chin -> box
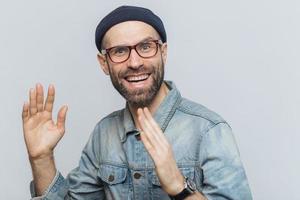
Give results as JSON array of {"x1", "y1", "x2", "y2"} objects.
[{"x1": 126, "y1": 90, "x2": 156, "y2": 108}]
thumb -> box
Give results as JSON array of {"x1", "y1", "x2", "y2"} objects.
[{"x1": 56, "y1": 105, "x2": 68, "y2": 133}]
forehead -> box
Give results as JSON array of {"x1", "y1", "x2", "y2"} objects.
[{"x1": 103, "y1": 21, "x2": 160, "y2": 47}]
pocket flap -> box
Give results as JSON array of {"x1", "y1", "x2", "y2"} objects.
[
  {"x1": 98, "y1": 164, "x2": 128, "y2": 185},
  {"x1": 151, "y1": 167, "x2": 195, "y2": 186}
]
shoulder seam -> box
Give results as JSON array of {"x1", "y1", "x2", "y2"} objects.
[
  {"x1": 202, "y1": 122, "x2": 230, "y2": 137},
  {"x1": 177, "y1": 106, "x2": 226, "y2": 125}
]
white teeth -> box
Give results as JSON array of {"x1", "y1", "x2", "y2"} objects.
[{"x1": 126, "y1": 74, "x2": 149, "y2": 82}]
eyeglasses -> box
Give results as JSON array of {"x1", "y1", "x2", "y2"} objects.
[{"x1": 101, "y1": 40, "x2": 163, "y2": 63}]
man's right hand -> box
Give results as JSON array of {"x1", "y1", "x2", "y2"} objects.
[
  {"x1": 22, "y1": 83, "x2": 68, "y2": 160},
  {"x1": 22, "y1": 83, "x2": 68, "y2": 196}
]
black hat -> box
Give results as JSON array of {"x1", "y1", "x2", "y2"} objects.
[{"x1": 95, "y1": 5, "x2": 167, "y2": 51}]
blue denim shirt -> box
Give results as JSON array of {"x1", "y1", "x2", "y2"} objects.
[{"x1": 30, "y1": 81, "x2": 252, "y2": 200}]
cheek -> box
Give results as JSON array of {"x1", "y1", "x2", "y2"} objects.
[
  {"x1": 107, "y1": 63, "x2": 122, "y2": 78},
  {"x1": 145, "y1": 57, "x2": 162, "y2": 69}
]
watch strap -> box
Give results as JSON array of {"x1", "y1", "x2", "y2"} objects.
[
  {"x1": 169, "y1": 177, "x2": 196, "y2": 200},
  {"x1": 170, "y1": 188, "x2": 193, "y2": 200}
]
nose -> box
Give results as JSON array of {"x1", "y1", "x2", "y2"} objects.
[{"x1": 127, "y1": 48, "x2": 143, "y2": 69}]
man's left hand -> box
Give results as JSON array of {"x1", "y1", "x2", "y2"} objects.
[{"x1": 137, "y1": 107, "x2": 185, "y2": 196}]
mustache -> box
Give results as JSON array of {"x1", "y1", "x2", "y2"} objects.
[{"x1": 120, "y1": 66, "x2": 153, "y2": 77}]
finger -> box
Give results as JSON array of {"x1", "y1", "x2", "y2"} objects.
[
  {"x1": 141, "y1": 108, "x2": 163, "y2": 142},
  {"x1": 143, "y1": 107, "x2": 168, "y2": 145},
  {"x1": 137, "y1": 108, "x2": 154, "y2": 136},
  {"x1": 138, "y1": 108, "x2": 162, "y2": 147},
  {"x1": 44, "y1": 84, "x2": 55, "y2": 113},
  {"x1": 56, "y1": 105, "x2": 68, "y2": 133},
  {"x1": 139, "y1": 129, "x2": 164, "y2": 164},
  {"x1": 141, "y1": 110, "x2": 157, "y2": 137},
  {"x1": 143, "y1": 107, "x2": 161, "y2": 132},
  {"x1": 36, "y1": 83, "x2": 44, "y2": 112},
  {"x1": 139, "y1": 129, "x2": 155, "y2": 155},
  {"x1": 22, "y1": 102, "x2": 30, "y2": 122},
  {"x1": 29, "y1": 88, "x2": 37, "y2": 115}
]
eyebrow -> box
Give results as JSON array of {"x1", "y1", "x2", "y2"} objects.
[
  {"x1": 139, "y1": 36, "x2": 158, "y2": 43},
  {"x1": 107, "y1": 36, "x2": 159, "y2": 49}
]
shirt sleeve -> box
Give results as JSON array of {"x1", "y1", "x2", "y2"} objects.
[
  {"x1": 199, "y1": 122, "x2": 253, "y2": 200},
  {"x1": 29, "y1": 125, "x2": 106, "y2": 200}
]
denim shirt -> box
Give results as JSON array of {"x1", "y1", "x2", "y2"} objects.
[{"x1": 30, "y1": 81, "x2": 252, "y2": 200}]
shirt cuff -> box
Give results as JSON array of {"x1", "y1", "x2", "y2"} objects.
[{"x1": 30, "y1": 170, "x2": 61, "y2": 199}]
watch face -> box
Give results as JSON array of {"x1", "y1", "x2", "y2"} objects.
[{"x1": 171, "y1": 178, "x2": 197, "y2": 200}]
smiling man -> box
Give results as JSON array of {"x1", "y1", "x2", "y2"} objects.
[
  {"x1": 22, "y1": 5, "x2": 252, "y2": 200},
  {"x1": 99, "y1": 21, "x2": 166, "y2": 109}
]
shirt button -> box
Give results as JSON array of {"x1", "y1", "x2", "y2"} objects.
[
  {"x1": 108, "y1": 175, "x2": 115, "y2": 182},
  {"x1": 135, "y1": 134, "x2": 141, "y2": 141},
  {"x1": 133, "y1": 172, "x2": 142, "y2": 179}
]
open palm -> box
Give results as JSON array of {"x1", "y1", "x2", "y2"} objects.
[{"x1": 22, "y1": 84, "x2": 68, "y2": 159}]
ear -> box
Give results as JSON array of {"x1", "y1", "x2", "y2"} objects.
[
  {"x1": 160, "y1": 43, "x2": 168, "y2": 64},
  {"x1": 97, "y1": 53, "x2": 110, "y2": 75}
]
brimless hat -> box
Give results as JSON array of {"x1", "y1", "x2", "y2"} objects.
[{"x1": 95, "y1": 5, "x2": 167, "y2": 52}]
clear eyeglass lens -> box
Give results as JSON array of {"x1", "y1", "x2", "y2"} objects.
[
  {"x1": 137, "y1": 42, "x2": 156, "y2": 54},
  {"x1": 108, "y1": 41, "x2": 158, "y2": 63},
  {"x1": 110, "y1": 47, "x2": 129, "y2": 57}
]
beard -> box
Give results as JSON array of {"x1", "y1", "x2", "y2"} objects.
[{"x1": 108, "y1": 58, "x2": 164, "y2": 108}]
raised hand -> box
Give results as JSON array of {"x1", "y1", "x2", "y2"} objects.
[
  {"x1": 137, "y1": 107, "x2": 185, "y2": 196},
  {"x1": 22, "y1": 83, "x2": 68, "y2": 160}
]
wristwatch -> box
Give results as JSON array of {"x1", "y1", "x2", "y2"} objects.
[{"x1": 169, "y1": 177, "x2": 197, "y2": 200}]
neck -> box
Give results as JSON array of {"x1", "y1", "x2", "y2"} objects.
[{"x1": 128, "y1": 81, "x2": 169, "y2": 129}]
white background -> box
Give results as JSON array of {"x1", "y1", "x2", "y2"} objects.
[{"x1": 0, "y1": 0, "x2": 299, "y2": 199}]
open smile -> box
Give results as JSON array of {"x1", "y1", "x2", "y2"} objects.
[
  {"x1": 125, "y1": 73, "x2": 151, "y2": 82},
  {"x1": 123, "y1": 73, "x2": 151, "y2": 89}
]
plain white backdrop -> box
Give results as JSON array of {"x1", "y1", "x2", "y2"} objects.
[{"x1": 0, "y1": 0, "x2": 299, "y2": 199}]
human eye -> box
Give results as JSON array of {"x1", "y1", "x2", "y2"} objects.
[
  {"x1": 111, "y1": 46, "x2": 128, "y2": 57},
  {"x1": 139, "y1": 42, "x2": 153, "y2": 51}
]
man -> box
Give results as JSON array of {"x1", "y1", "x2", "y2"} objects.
[{"x1": 22, "y1": 5, "x2": 252, "y2": 200}]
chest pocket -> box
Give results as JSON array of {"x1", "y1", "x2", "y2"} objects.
[
  {"x1": 151, "y1": 167, "x2": 195, "y2": 186},
  {"x1": 97, "y1": 164, "x2": 128, "y2": 185},
  {"x1": 150, "y1": 167, "x2": 195, "y2": 199},
  {"x1": 97, "y1": 164, "x2": 132, "y2": 199}
]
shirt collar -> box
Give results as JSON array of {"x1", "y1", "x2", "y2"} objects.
[{"x1": 120, "y1": 80, "x2": 182, "y2": 142}]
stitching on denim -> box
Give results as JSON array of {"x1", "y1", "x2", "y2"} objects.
[
  {"x1": 161, "y1": 92, "x2": 182, "y2": 132},
  {"x1": 99, "y1": 161, "x2": 128, "y2": 168},
  {"x1": 202, "y1": 122, "x2": 228, "y2": 137},
  {"x1": 41, "y1": 170, "x2": 60, "y2": 198},
  {"x1": 177, "y1": 105, "x2": 226, "y2": 125}
]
